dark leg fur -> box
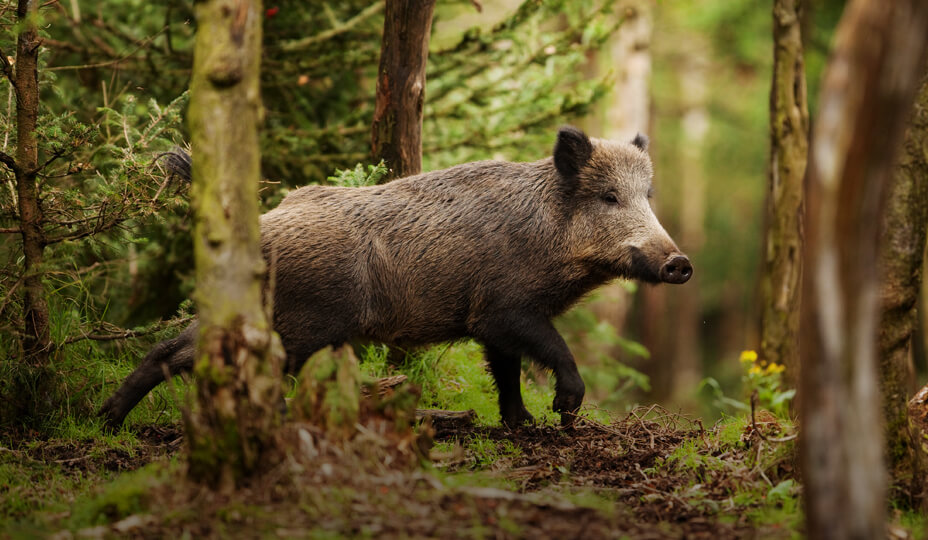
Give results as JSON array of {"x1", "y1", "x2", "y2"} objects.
[
  {"x1": 99, "y1": 320, "x2": 337, "y2": 428},
  {"x1": 98, "y1": 323, "x2": 198, "y2": 429},
  {"x1": 475, "y1": 312, "x2": 585, "y2": 426},
  {"x1": 484, "y1": 345, "x2": 534, "y2": 427}
]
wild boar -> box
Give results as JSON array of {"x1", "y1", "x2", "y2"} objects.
[{"x1": 100, "y1": 126, "x2": 691, "y2": 429}]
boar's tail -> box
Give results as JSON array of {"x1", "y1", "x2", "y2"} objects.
[{"x1": 155, "y1": 147, "x2": 192, "y2": 184}]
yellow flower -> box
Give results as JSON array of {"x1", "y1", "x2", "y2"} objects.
[
  {"x1": 748, "y1": 365, "x2": 762, "y2": 375},
  {"x1": 765, "y1": 363, "x2": 785, "y2": 375},
  {"x1": 740, "y1": 350, "x2": 758, "y2": 364}
]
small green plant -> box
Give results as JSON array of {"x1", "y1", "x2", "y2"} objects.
[
  {"x1": 700, "y1": 350, "x2": 795, "y2": 417},
  {"x1": 465, "y1": 436, "x2": 522, "y2": 468},
  {"x1": 739, "y1": 350, "x2": 795, "y2": 417},
  {"x1": 327, "y1": 161, "x2": 389, "y2": 187}
]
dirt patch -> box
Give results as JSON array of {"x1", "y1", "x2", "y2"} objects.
[{"x1": 432, "y1": 408, "x2": 796, "y2": 538}]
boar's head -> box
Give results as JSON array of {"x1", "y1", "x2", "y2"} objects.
[{"x1": 554, "y1": 126, "x2": 692, "y2": 285}]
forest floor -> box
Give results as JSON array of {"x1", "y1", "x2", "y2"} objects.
[{"x1": 0, "y1": 407, "x2": 819, "y2": 539}]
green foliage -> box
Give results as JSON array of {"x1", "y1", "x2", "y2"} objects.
[
  {"x1": 0, "y1": 314, "x2": 188, "y2": 431},
  {"x1": 0, "y1": 451, "x2": 100, "y2": 523},
  {"x1": 648, "y1": 414, "x2": 802, "y2": 531},
  {"x1": 0, "y1": 13, "x2": 189, "y2": 427},
  {"x1": 42, "y1": 1, "x2": 622, "y2": 185},
  {"x1": 67, "y1": 462, "x2": 174, "y2": 527},
  {"x1": 463, "y1": 436, "x2": 523, "y2": 469},
  {"x1": 327, "y1": 161, "x2": 389, "y2": 188},
  {"x1": 699, "y1": 350, "x2": 795, "y2": 417},
  {"x1": 360, "y1": 342, "x2": 508, "y2": 425}
]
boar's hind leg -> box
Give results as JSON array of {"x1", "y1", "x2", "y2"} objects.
[
  {"x1": 476, "y1": 313, "x2": 585, "y2": 426},
  {"x1": 485, "y1": 345, "x2": 535, "y2": 427},
  {"x1": 99, "y1": 323, "x2": 198, "y2": 429}
]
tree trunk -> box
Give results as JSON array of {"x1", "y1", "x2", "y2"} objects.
[
  {"x1": 669, "y1": 43, "x2": 708, "y2": 403},
  {"x1": 7, "y1": 0, "x2": 52, "y2": 424},
  {"x1": 799, "y1": 0, "x2": 928, "y2": 537},
  {"x1": 584, "y1": 1, "x2": 652, "y2": 373},
  {"x1": 370, "y1": 0, "x2": 436, "y2": 181},
  {"x1": 879, "y1": 76, "x2": 928, "y2": 508},
  {"x1": 185, "y1": 0, "x2": 284, "y2": 492},
  {"x1": 760, "y1": 0, "x2": 809, "y2": 390}
]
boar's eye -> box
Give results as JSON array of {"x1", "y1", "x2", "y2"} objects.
[{"x1": 602, "y1": 193, "x2": 619, "y2": 205}]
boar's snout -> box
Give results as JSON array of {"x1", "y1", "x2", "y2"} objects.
[{"x1": 659, "y1": 254, "x2": 693, "y2": 284}]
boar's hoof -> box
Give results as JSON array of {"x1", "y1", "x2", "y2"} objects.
[
  {"x1": 553, "y1": 388, "x2": 584, "y2": 427},
  {"x1": 660, "y1": 255, "x2": 693, "y2": 284},
  {"x1": 501, "y1": 407, "x2": 535, "y2": 428},
  {"x1": 98, "y1": 398, "x2": 126, "y2": 432}
]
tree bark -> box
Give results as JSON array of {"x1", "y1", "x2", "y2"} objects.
[
  {"x1": 6, "y1": 0, "x2": 52, "y2": 424},
  {"x1": 185, "y1": 0, "x2": 284, "y2": 491},
  {"x1": 584, "y1": 1, "x2": 652, "y2": 376},
  {"x1": 370, "y1": 0, "x2": 436, "y2": 181},
  {"x1": 879, "y1": 76, "x2": 928, "y2": 508},
  {"x1": 760, "y1": 0, "x2": 809, "y2": 390},
  {"x1": 669, "y1": 42, "x2": 708, "y2": 403},
  {"x1": 799, "y1": 0, "x2": 928, "y2": 537}
]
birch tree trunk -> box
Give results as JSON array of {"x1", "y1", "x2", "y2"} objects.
[
  {"x1": 370, "y1": 0, "x2": 436, "y2": 181},
  {"x1": 185, "y1": 0, "x2": 284, "y2": 491},
  {"x1": 879, "y1": 77, "x2": 928, "y2": 508},
  {"x1": 799, "y1": 0, "x2": 928, "y2": 536},
  {"x1": 760, "y1": 0, "x2": 809, "y2": 390}
]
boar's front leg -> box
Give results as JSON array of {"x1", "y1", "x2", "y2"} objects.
[
  {"x1": 484, "y1": 345, "x2": 535, "y2": 427},
  {"x1": 476, "y1": 313, "x2": 585, "y2": 426}
]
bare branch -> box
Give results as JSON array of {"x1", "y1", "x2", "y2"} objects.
[
  {"x1": 27, "y1": 146, "x2": 73, "y2": 176},
  {"x1": 60, "y1": 328, "x2": 152, "y2": 345},
  {"x1": 60, "y1": 316, "x2": 194, "y2": 346},
  {"x1": 0, "y1": 226, "x2": 20, "y2": 233},
  {"x1": 46, "y1": 27, "x2": 166, "y2": 72},
  {"x1": 279, "y1": 2, "x2": 384, "y2": 52},
  {"x1": 0, "y1": 274, "x2": 24, "y2": 316},
  {"x1": 45, "y1": 211, "x2": 126, "y2": 244},
  {"x1": 41, "y1": 37, "x2": 84, "y2": 53}
]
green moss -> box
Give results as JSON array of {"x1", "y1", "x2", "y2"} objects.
[
  {"x1": 460, "y1": 435, "x2": 523, "y2": 469},
  {"x1": 294, "y1": 347, "x2": 361, "y2": 437},
  {"x1": 67, "y1": 461, "x2": 175, "y2": 528}
]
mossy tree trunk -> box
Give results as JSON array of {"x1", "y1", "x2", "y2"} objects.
[
  {"x1": 879, "y1": 76, "x2": 928, "y2": 508},
  {"x1": 760, "y1": 0, "x2": 808, "y2": 391},
  {"x1": 185, "y1": 0, "x2": 284, "y2": 491},
  {"x1": 799, "y1": 0, "x2": 928, "y2": 537},
  {"x1": 370, "y1": 0, "x2": 436, "y2": 181}
]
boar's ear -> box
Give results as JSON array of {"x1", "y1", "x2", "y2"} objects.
[
  {"x1": 631, "y1": 133, "x2": 649, "y2": 151},
  {"x1": 553, "y1": 126, "x2": 593, "y2": 179}
]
